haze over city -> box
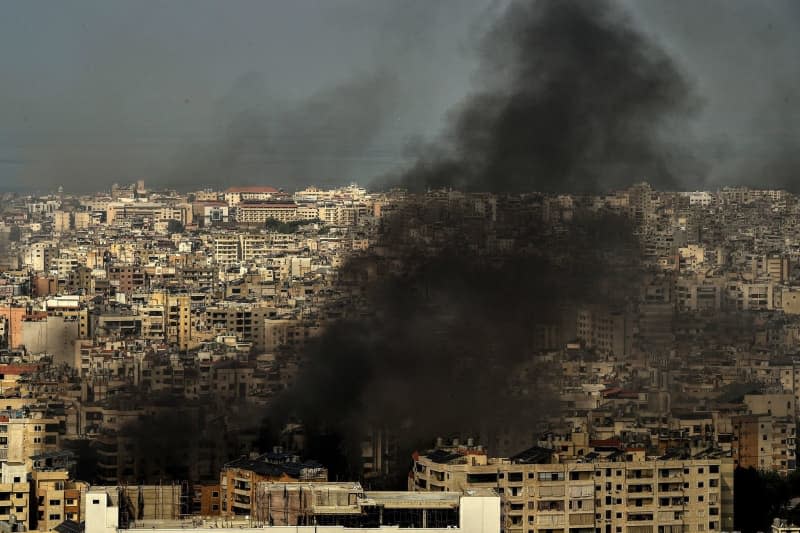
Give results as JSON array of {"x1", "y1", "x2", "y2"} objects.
[
  {"x1": 3, "y1": 2, "x2": 800, "y2": 533},
  {"x1": 3, "y1": 0, "x2": 800, "y2": 192}
]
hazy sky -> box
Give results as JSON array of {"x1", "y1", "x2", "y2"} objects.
[{"x1": 2, "y1": 0, "x2": 800, "y2": 192}]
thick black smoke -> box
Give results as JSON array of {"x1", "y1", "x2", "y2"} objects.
[
  {"x1": 265, "y1": 0, "x2": 695, "y2": 485},
  {"x1": 267, "y1": 201, "x2": 639, "y2": 483},
  {"x1": 400, "y1": 0, "x2": 703, "y2": 193}
]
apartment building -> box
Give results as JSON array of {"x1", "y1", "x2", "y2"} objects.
[
  {"x1": 213, "y1": 237, "x2": 240, "y2": 266},
  {"x1": 0, "y1": 462, "x2": 30, "y2": 528},
  {"x1": 411, "y1": 446, "x2": 734, "y2": 533},
  {"x1": 220, "y1": 451, "x2": 327, "y2": 518},
  {"x1": 223, "y1": 186, "x2": 282, "y2": 206},
  {"x1": 576, "y1": 306, "x2": 630, "y2": 357},
  {"x1": 235, "y1": 203, "x2": 300, "y2": 224},
  {"x1": 108, "y1": 266, "x2": 146, "y2": 295},
  {"x1": 106, "y1": 202, "x2": 192, "y2": 227},
  {"x1": 732, "y1": 415, "x2": 796, "y2": 475},
  {"x1": 146, "y1": 293, "x2": 194, "y2": 350},
  {"x1": 204, "y1": 305, "x2": 277, "y2": 351},
  {"x1": 0, "y1": 412, "x2": 62, "y2": 465},
  {"x1": 31, "y1": 464, "x2": 87, "y2": 531}
]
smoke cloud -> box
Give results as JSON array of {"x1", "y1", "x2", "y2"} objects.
[
  {"x1": 265, "y1": 0, "x2": 678, "y2": 485},
  {"x1": 400, "y1": 0, "x2": 704, "y2": 193}
]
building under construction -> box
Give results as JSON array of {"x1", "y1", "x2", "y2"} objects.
[
  {"x1": 250, "y1": 482, "x2": 471, "y2": 528},
  {"x1": 90, "y1": 484, "x2": 183, "y2": 528}
]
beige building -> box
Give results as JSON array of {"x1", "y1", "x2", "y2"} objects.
[
  {"x1": 220, "y1": 453, "x2": 327, "y2": 518},
  {"x1": 204, "y1": 305, "x2": 277, "y2": 351},
  {"x1": 411, "y1": 446, "x2": 734, "y2": 533},
  {"x1": 31, "y1": 466, "x2": 87, "y2": 531},
  {"x1": 576, "y1": 306, "x2": 630, "y2": 357},
  {"x1": 53, "y1": 211, "x2": 72, "y2": 233},
  {"x1": 732, "y1": 414, "x2": 796, "y2": 475},
  {"x1": 0, "y1": 462, "x2": 30, "y2": 528},
  {"x1": 0, "y1": 414, "x2": 62, "y2": 466},
  {"x1": 235, "y1": 203, "x2": 300, "y2": 224}
]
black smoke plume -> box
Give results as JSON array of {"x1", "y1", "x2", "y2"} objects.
[
  {"x1": 399, "y1": 0, "x2": 703, "y2": 193},
  {"x1": 267, "y1": 200, "x2": 639, "y2": 484},
  {"x1": 264, "y1": 0, "x2": 700, "y2": 485}
]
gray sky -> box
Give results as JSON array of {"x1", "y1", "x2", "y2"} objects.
[{"x1": 2, "y1": 0, "x2": 800, "y2": 192}]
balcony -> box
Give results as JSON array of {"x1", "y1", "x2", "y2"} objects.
[{"x1": 569, "y1": 513, "x2": 595, "y2": 526}]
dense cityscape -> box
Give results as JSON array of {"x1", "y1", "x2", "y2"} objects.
[
  {"x1": 0, "y1": 182, "x2": 797, "y2": 531},
  {"x1": 6, "y1": 0, "x2": 800, "y2": 531}
]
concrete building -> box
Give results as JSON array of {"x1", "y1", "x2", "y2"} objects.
[
  {"x1": 0, "y1": 412, "x2": 63, "y2": 465},
  {"x1": 20, "y1": 313, "x2": 82, "y2": 363},
  {"x1": 235, "y1": 203, "x2": 302, "y2": 224},
  {"x1": 0, "y1": 306, "x2": 26, "y2": 350},
  {"x1": 31, "y1": 460, "x2": 87, "y2": 531},
  {"x1": 223, "y1": 187, "x2": 282, "y2": 207},
  {"x1": 204, "y1": 305, "x2": 277, "y2": 351},
  {"x1": 731, "y1": 414, "x2": 796, "y2": 475},
  {"x1": 0, "y1": 462, "x2": 30, "y2": 528},
  {"x1": 220, "y1": 451, "x2": 327, "y2": 518},
  {"x1": 576, "y1": 306, "x2": 630, "y2": 357},
  {"x1": 411, "y1": 446, "x2": 734, "y2": 533},
  {"x1": 85, "y1": 485, "x2": 500, "y2": 533}
]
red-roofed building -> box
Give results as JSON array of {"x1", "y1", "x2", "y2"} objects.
[{"x1": 0, "y1": 364, "x2": 39, "y2": 376}]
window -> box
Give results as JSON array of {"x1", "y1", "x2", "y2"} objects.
[
  {"x1": 92, "y1": 500, "x2": 100, "y2": 505},
  {"x1": 49, "y1": 499, "x2": 60, "y2": 506},
  {"x1": 49, "y1": 514, "x2": 60, "y2": 521}
]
